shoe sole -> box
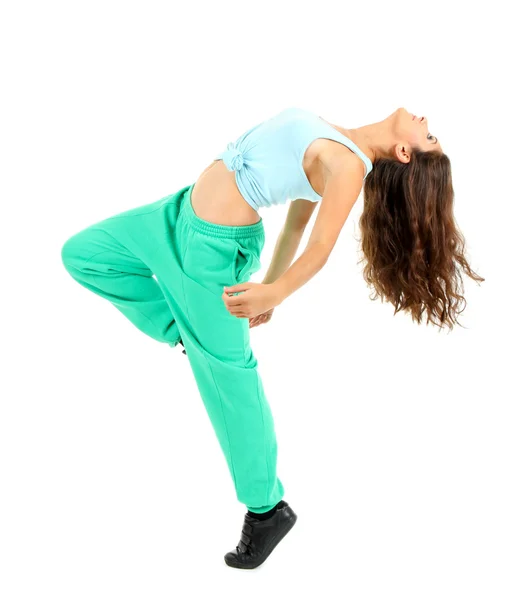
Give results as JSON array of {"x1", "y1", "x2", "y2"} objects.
[{"x1": 225, "y1": 510, "x2": 298, "y2": 570}]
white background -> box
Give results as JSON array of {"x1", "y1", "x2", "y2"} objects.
[{"x1": 1, "y1": 1, "x2": 524, "y2": 598}]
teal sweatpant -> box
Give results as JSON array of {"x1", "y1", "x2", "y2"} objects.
[{"x1": 61, "y1": 182, "x2": 285, "y2": 513}]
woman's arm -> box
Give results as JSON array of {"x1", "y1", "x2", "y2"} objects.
[
  {"x1": 261, "y1": 199, "x2": 317, "y2": 284},
  {"x1": 261, "y1": 228, "x2": 305, "y2": 285},
  {"x1": 270, "y1": 161, "x2": 364, "y2": 305}
]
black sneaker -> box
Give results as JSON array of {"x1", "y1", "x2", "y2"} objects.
[{"x1": 224, "y1": 501, "x2": 297, "y2": 569}]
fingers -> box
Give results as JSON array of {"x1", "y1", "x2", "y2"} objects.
[
  {"x1": 222, "y1": 292, "x2": 245, "y2": 307},
  {"x1": 225, "y1": 298, "x2": 245, "y2": 307},
  {"x1": 222, "y1": 290, "x2": 244, "y2": 304},
  {"x1": 228, "y1": 306, "x2": 249, "y2": 317},
  {"x1": 249, "y1": 313, "x2": 272, "y2": 327},
  {"x1": 224, "y1": 297, "x2": 248, "y2": 316}
]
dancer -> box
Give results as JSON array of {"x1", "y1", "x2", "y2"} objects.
[{"x1": 61, "y1": 106, "x2": 483, "y2": 569}]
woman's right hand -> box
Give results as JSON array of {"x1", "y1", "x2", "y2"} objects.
[{"x1": 249, "y1": 307, "x2": 274, "y2": 328}]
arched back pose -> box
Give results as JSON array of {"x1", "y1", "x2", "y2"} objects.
[{"x1": 61, "y1": 106, "x2": 484, "y2": 570}]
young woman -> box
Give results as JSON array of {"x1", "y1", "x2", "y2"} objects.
[{"x1": 61, "y1": 106, "x2": 484, "y2": 570}]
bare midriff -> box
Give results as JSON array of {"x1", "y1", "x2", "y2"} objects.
[
  {"x1": 190, "y1": 122, "x2": 358, "y2": 227},
  {"x1": 189, "y1": 160, "x2": 263, "y2": 227}
]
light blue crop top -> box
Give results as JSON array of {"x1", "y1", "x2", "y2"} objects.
[{"x1": 214, "y1": 106, "x2": 373, "y2": 211}]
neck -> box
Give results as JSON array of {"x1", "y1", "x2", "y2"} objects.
[{"x1": 346, "y1": 117, "x2": 395, "y2": 164}]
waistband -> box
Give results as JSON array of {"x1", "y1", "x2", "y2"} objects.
[{"x1": 182, "y1": 182, "x2": 264, "y2": 240}]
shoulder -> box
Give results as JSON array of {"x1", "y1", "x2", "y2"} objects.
[
  {"x1": 308, "y1": 118, "x2": 365, "y2": 178},
  {"x1": 316, "y1": 139, "x2": 367, "y2": 180}
]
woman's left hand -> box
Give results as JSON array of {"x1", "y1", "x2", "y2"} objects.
[{"x1": 222, "y1": 282, "x2": 281, "y2": 319}]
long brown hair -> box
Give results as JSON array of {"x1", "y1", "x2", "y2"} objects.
[{"x1": 357, "y1": 148, "x2": 484, "y2": 332}]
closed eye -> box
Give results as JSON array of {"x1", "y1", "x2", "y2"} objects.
[{"x1": 427, "y1": 133, "x2": 438, "y2": 144}]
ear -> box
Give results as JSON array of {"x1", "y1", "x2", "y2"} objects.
[{"x1": 394, "y1": 143, "x2": 411, "y2": 164}]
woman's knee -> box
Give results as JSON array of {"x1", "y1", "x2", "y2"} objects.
[{"x1": 60, "y1": 228, "x2": 96, "y2": 275}]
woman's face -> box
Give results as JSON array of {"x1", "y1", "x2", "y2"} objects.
[{"x1": 391, "y1": 107, "x2": 442, "y2": 154}]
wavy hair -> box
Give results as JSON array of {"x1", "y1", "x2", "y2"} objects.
[{"x1": 357, "y1": 148, "x2": 484, "y2": 332}]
